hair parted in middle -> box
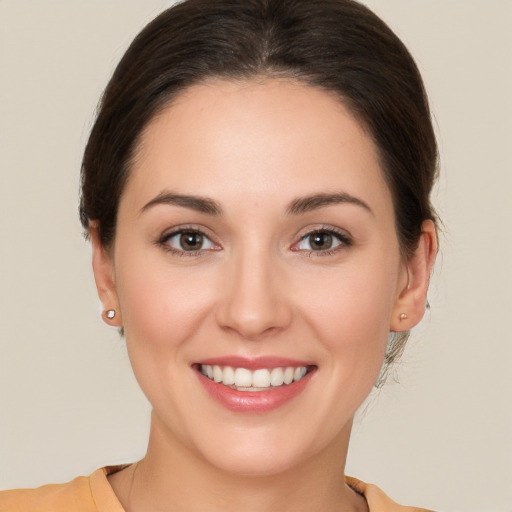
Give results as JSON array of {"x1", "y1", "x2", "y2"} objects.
[{"x1": 80, "y1": 0, "x2": 438, "y2": 385}]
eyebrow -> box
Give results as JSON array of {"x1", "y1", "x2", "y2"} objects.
[
  {"x1": 140, "y1": 190, "x2": 372, "y2": 217},
  {"x1": 140, "y1": 191, "x2": 222, "y2": 216},
  {"x1": 286, "y1": 192, "x2": 373, "y2": 216}
]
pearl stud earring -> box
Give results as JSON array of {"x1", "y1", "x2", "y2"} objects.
[
  {"x1": 106, "y1": 309, "x2": 116, "y2": 319},
  {"x1": 399, "y1": 313, "x2": 408, "y2": 320}
]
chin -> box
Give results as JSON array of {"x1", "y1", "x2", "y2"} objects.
[
  {"x1": 187, "y1": 420, "x2": 338, "y2": 479},
  {"x1": 203, "y1": 445, "x2": 305, "y2": 478}
]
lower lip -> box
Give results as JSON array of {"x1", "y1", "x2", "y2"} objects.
[{"x1": 196, "y1": 369, "x2": 315, "y2": 413}]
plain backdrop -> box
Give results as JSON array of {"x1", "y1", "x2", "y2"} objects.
[{"x1": 1, "y1": 1, "x2": 511, "y2": 511}]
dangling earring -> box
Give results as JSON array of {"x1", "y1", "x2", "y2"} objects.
[{"x1": 106, "y1": 309, "x2": 116, "y2": 319}]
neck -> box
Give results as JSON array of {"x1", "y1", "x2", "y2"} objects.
[{"x1": 109, "y1": 412, "x2": 367, "y2": 512}]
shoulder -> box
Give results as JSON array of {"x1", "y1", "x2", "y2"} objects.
[
  {"x1": 0, "y1": 475, "x2": 93, "y2": 512},
  {"x1": 345, "y1": 476, "x2": 436, "y2": 512},
  {"x1": 0, "y1": 467, "x2": 125, "y2": 512}
]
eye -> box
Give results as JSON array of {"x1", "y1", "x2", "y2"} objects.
[
  {"x1": 293, "y1": 229, "x2": 351, "y2": 254},
  {"x1": 162, "y1": 229, "x2": 217, "y2": 253}
]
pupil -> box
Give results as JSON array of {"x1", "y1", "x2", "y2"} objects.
[
  {"x1": 181, "y1": 232, "x2": 202, "y2": 250},
  {"x1": 310, "y1": 233, "x2": 332, "y2": 250}
]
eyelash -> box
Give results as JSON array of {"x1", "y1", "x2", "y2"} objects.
[
  {"x1": 158, "y1": 227, "x2": 219, "y2": 257},
  {"x1": 157, "y1": 226, "x2": 352, "y2": 257},
  {"x1": 292, "y1": 227, "x2": 352, "y2": 257}
]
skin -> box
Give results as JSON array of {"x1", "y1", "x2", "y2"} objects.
[{"x1": 91, "y1": 79, "x2": 437, "y2": 512}]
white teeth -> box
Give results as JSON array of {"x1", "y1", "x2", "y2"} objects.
[
  {"x1": 252, "y1": 369, "x2": 271, "y2": 388},
  {"x1": 200, "y1": 364, "x2": 310, "y2": 390},
  {"x1": 294, "y1": 366, "x2": 307, "y2": 381},
  {"x1": 213, "y1": 365, "x2": 223, "y2": 383},
  {"x1": 234, "y1": 368, "x2": 252, "y2": 387},
  {"x1": 222, "y1": 366, "x2": 235, "y2": 385},
  {"x1": 283, "y1": 367, "x2": 294, "y2": 385},
  {"x1": 270, "y1": 367, "x2": 284, "y2": 386}
]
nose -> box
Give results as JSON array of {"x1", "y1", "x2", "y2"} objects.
[{"x1": 215, "y1": 248, "x2": 292, "y2": 341}]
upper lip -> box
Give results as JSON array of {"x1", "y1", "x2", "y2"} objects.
[{"x1": 194, "y1": 356, "x2": 315, "y2": 370}]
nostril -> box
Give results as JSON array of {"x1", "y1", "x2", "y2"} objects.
[{"x1": 214, "y1": 258, "x2": 293, "y2": 339}]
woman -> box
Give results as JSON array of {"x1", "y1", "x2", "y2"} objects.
[{"x1": 0, "y1": 0, "x2": 438, "y2": 510}]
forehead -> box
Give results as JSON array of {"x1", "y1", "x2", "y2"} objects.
[{"x1": 124, "y1": 78, "x2": 392, "y2": 218}]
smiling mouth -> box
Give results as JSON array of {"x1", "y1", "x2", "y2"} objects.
[{"x1": 198, "y1": 364, "x2": 314, "y2": 391}]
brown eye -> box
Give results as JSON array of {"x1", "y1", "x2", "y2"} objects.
[
  {"x1": 180, "y1": 232, "x2": 204, "y2": 251},
  {"x1": 295, "y1": 229, "x2": 349, "y2": 253},
  {"x1": 164, "y1": 230, "x2": 216, "y2": 252},
  {"x1": 308, "y1": 232, "x2": 333, "y2": 250}
]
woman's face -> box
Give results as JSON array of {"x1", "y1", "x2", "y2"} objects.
[{"x1": 96, "y1": 79, "x2": 416, "y2": 475}]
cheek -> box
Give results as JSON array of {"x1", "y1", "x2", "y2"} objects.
[
  {"x1": 115, "y1": 252, "x2": 217, "y2": 359},
  {"x1": 295, "y1": 256, "x2": 399, "y2": 371},
  {"x1": 301, "y1": 263, "x2": 397, "y2": 335},
  {"x1": 114, "y1": 257, "x2": 219, "y2": 421}
]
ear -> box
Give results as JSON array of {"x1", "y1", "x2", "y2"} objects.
[
  {"x1": 390, "y1": 219, "x2": 437, "y2": 332},
  {"x1": 89, "y1": 222, "x2": 122, "y2": 327}
]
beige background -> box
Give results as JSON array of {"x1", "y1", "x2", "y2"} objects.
[{"x1": 1, "y1": 1, "x2": 511, "y2": 511}]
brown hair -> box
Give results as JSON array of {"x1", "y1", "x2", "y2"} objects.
[{"x1": 79, "y1": 0, "x2": 438, "y2": 380}]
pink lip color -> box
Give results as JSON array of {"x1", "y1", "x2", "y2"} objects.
[{"x1": 194, "y1": 357, "x2": 316, "y2": 413}]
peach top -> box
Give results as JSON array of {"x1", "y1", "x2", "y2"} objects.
[{"x1": 0, "y1": 467, "x2": 434, "y2": 511}]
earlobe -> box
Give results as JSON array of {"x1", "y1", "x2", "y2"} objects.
[
  {"x1": 390, "y1": 219, "x2": 437, "y2": 332},
  {"x1": 89, "y1": 222, "x2": 122, "y2": 327}
]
